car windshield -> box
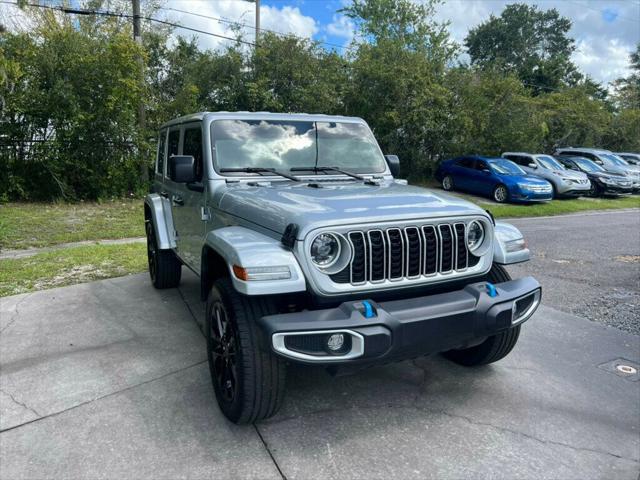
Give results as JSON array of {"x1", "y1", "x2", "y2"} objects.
[
  {"x1": 488, "y1": 159, "x2": 525, "y2": 175},
  {"x1": 536, "y1": 155, "x2": 565, "y2": 170},
  {"x1": 573, "y1": 157, "x2": 604, "y2": 172},
  {"x1": 211, "y1": 120, "x2": 387, "y2": 175},
  {"x1": 599, "y1": 153, "x2": 628, "y2": 167},
  {"x1": 602, "y1": 153, "x2": 630, "y2": 166}
]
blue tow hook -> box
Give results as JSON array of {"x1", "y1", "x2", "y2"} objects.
[
  {"x1": 362, "y1": 300, "x2": 376, "y2": 318},
  {"x1": 486, "y1": 282, "x2": 498, "y2": 298}
]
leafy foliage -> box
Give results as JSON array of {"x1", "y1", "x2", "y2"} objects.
[{"x1": 0, "y1": 0, "x2": 638, "y2": 200}]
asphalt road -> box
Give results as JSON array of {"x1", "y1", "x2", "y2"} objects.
[
  {"x1": 1, "y1": 210, "x2": 639, "y2": 479},
  {"x1": 506, "y1": 209, "x2": 640, "y2": 334}
]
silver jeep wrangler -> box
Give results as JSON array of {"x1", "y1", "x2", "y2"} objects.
[{"x1": 144, "y1": 112, "x2": 541, "y2": 424}]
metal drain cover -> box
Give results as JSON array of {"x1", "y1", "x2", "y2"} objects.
[{"x1": 598, "y1": 358, "x2": 640, "y2": 382}]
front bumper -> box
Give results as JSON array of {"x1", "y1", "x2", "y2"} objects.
[
  {"x1": 511, "y1": 190, "x2": 553, "y2": 202},
  {"x1": 602, "y1": 184, "x2": 634, "y2": 195},
  {"x1": 259, "y1": 277, "x2": 541, "y2": 366},
  {"x1": 557, "y1": 182, "x2": 591, "y2": 197}
]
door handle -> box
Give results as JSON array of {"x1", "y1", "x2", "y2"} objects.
[{"x1": 171, "y1": 195, "x2": 184, "y2": 206}]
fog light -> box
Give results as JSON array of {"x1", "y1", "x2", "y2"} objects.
[{"x1": 326, "y1": 333, "x2": 345, "y2": 352}]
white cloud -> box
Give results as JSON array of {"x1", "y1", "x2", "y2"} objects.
[
  {"x1": 434, "y1": 0, "x2": 640, "y2": 85},
  {"x1": 162, "y1": 0, "x2": 318, "y2": 50},
  {"x1": 326, "y1": 14, "x2": 355, "y2": 41}
]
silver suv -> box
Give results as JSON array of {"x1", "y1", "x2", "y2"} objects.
[
  {"x1": 555, "y1": 147, "x2": 640, "y2": 192},
  {"x1": 502, "y1": 152, "x2": 590, "y2": 198},
  {"x1": 144, "y1": 112, "x2": 541, "y2": 424}
]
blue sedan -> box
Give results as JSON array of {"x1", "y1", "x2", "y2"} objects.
[{"x1": 435, "y1": 156, "x2": 553, "y2": 203}]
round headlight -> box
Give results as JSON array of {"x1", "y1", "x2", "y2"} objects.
[
  {"x1": 310, "y1": 233, "x2": 341, "y2": 267},
  {"x1": 467, "y1": 221, "x2": 485, "y2": 252}
]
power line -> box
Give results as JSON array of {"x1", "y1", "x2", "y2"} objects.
[
  {"x1": 0, "y1": 1, "x2": 256, "y2": 46},
  {"x1": 160, "y1": 5, "x2": 354, "y2": 51}
]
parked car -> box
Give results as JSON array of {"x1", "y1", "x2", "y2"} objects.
[
  {"x1": 435, "y1": 155, "x2": 553, "y2": 203},
  {"x1": 554, "y1": 156, "x2": 634, "y2": 196},
  {"x1": 555, "y1": 147, "x2": 640, "y2": 192},
  {"x1": 616, "y1": 152, "x2": 640, "y2": 166},
  {"x1": 502, "y1": 152, "x2": 590, "y2": 198},
  {"x1": 144, "y1": 112, "x2": 541, "y2": 424}
]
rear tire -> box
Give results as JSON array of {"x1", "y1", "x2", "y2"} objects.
[
  {"x1": 205, "y1": 278, "x2": 286, "y2": 424},
  {"x1": 146, "y1": 220, "x2": 181, "y2": 289},
  {"x1": 442, "y1": 264, "x2": 521, "y2": 366},
  {"x1": 588, "y1": 181, "x2": 602, "y2": 197}
]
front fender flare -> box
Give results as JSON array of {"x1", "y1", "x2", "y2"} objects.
[
  {"x1": 144, "y1": 194, "x2": 176, "y2": 249},
  {"x1": 205, "y1": 226, "x2": 306, "y2": 296}
]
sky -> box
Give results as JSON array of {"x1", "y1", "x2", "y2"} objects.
[
  {"x1": 157, "y1": 0, "x2": 640, "y2": 85},
  {"x1": 1, "y1": 0, "x2": 639, "y2": 85}
]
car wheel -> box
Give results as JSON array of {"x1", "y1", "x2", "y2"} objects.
[
  {"x1": 206, "y1": 277, "x2": 286, "y2": 424},
  {"x1": 146, "y1": 220, "x2": 181, "y2": 289},
  {"x1": 588, "y1": 182, "x2": 601, "y2": 197},
  {"x1": 442, "y1": 264, "x2": 521, "y2": 366},
  {"x1": 492, "y1": 184, "x2": 508, "y2": 203},
  {"x1": 442, "y1": 175, "x2": 454, "y2": 191}
]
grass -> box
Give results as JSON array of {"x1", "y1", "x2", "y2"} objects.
[
  {"x1": 0, "y1": 243, "x2": 147, "y2": 297},
  {"x1": 477, "y1": 195, "x2": 640, "y2": 218},
  {"x1": 416, "y1": 180, "x2": 640, "y2": 218},
  {"x1": 0, "y1": 199, "x2": 144, "y2": 250}
]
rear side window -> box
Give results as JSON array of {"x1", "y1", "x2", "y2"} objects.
[
  {"x1": 512, "y1": 156, "x2": 530, "y2": 167},
  {"x1": 157, "y1": 130, "x2": 167, "y2": 175},
  {"x1": 168, "y1": 129, "x2": 180, "y2": 158},
  {"x1": 183, "y1": 126, "x2": 203, "y2": 181}
]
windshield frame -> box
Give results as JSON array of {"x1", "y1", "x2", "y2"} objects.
[{"x1": 209, "y1": 118, "x2": 389, "y2": 178}]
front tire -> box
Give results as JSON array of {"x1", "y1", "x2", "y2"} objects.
[
  {"x1": 492, "y1": 184, "x2": 509, "y2": 203},
  {"x1": 588, "y1": 181, "x2": 602, "y2": 197},
  {"x1": 205, "y1": 278, "x2": 286, "y2": 424},
  {"x1": 442, "y1": 175, "x2": 454, "y2": 191},
  {"x1": 442, "y1": 264, "x2": 521, "y2": 366},
  {"x1": 146, "y1": 220, "x2": 181, "y2": 289}
]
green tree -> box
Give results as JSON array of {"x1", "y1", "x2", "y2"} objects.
[
  {"x1": 465, "y1": 4, "x2": 581, "y2": 94},
  {"x1": 341, "y1": 0, "x2": 456, "y2": 179},
  {"x1": 611, "y1": 43, "x2": 640, "y2": 110}
]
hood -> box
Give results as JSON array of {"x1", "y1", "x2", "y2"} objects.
[
  {"x1": 217, "y1": 180, "x2": 488, "y2": 238},
  {"x1": 510, "y1": 174, "x2": 551, "y2": 185},
  {"x1": 592, "y1": 171, "x2": 628, "y2": 180}
]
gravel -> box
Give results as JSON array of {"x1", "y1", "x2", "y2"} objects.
[{"x1": 504, "y1": 209, "x2": 640, "y2": 335}]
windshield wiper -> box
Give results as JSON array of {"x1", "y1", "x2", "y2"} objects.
[
  {"x1": 220, "y1": 167, "x2": 300, "y2": 182},
  {"x1": 290, "y1": 166, "x2": 377, "y2": 184}
]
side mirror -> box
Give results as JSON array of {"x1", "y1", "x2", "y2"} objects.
[
  {"x1": 528, "y1": 163, "x2": 538, "y2": 169},
  {"x1": 385, "y1": 155, "x2": 400, "y2": 177},
  {"x1": 169, "y1": 155, "x2": 196, "y2": 183},
  {"x1": 594, "y1": 160, "x2": 603, "y2": 165}
]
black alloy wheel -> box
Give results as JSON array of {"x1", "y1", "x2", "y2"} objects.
[{"x1": 208, "y1": 300, "x2": 238, "y2": 404}]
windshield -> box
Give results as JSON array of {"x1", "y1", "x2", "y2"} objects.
[
  {"x1": 211, "y1": 120, "x2": 387, "y2": 175},
  {"x1": 536, "y1": 155, "x2": 565, "y2": 170},
  {"x1": 599, "y1": 153, "x2": 628, "y2": 167},
  {"x1": 488, "y1": 159, "x2": 526, "y2": 175},
  {"x1": 602, "y1": 153, "x2": 630, "y2": 166},
  {"x1": 574, "y1": 157, "x2": 604, "y2": 172}
]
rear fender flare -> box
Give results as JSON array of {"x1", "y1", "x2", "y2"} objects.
[{"x1": 144, "y1": 194, "x2": 176, "y2": 250}]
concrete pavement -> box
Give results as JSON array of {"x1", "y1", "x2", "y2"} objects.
[{"x1": 1, "y1": 211, "x2": 639, "y2": 479}]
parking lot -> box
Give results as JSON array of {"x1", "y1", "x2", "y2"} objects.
[{"x1": 1, "y1": 209, "x2": 639, "y2": 479}]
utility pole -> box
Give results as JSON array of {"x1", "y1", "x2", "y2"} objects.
[
  {"x1": 255, "y1": 0, "x2": 260, "y2": 46},
  {"x1": 132, "y1": 0, "x2": 148, "y2": 183}
]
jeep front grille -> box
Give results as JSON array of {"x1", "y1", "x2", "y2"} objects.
[{"x1": 331, "y1": 223, "x2": 480, "y2": 285}]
